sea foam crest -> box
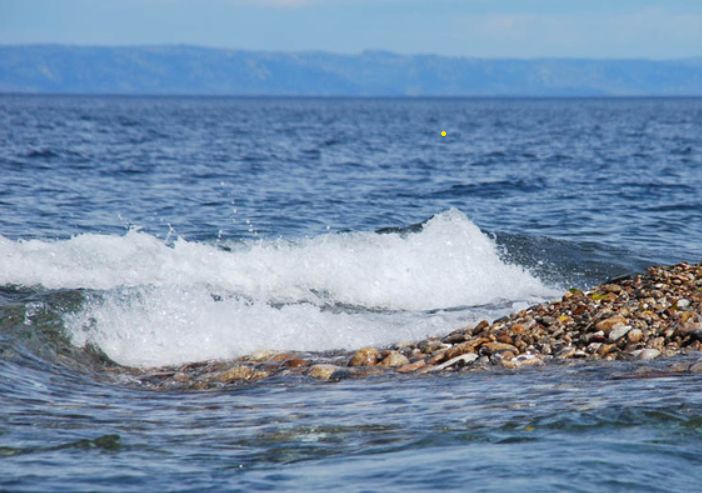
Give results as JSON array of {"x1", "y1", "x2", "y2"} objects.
[{"x1": 0, "y1": 210, "x2": 556, "y2": 367}]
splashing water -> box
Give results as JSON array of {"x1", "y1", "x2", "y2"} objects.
[{"x1": 0, "y1": 210, "x2": 555, "y2": 367}]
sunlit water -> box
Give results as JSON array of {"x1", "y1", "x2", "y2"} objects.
[{"x1": 1, "y1": 96, "x2": 701, "y2": 491}]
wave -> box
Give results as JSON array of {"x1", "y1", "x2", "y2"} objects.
[{"x1": 0, "y1": 210, "x2": 557, "y2": 367}]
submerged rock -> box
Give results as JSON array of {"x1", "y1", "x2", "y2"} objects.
[
  {"x1": 217, "y1": 366, "x2": 269, "y2": 383},
  {"x1": 307, "y1": 364, "x2": 342, "y2": 381}
]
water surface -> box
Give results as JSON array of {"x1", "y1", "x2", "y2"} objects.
[{"x1": 1, "y1": 96, "x2": 701, "y2": 491}]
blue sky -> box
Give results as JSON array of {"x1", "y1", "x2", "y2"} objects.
[{"x1": 1, "y1": 0, "x2": 701, "y2": 58}]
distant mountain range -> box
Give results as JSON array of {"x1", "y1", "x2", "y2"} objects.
[{"x1": 1, "y1": 45, "x2": 701, "y2": 96}]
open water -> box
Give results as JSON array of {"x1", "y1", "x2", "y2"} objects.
[{"x1": 1, "y1": 96, "x2": 702, "y2": 491}]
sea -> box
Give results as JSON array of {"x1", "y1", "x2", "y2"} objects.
[{"x1": 1, "y1": 96, "x2": 702, "y2": 492}]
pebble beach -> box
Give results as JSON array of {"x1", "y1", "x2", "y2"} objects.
[{"x1": 130, "y1": 262, "x2": 702, "y2": 390}]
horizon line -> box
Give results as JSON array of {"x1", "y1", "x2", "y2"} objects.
[{"x1": 2, "y1": 43, "x2": 701, "y2": 62}]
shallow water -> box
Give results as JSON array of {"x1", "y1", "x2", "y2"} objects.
[{"x1": 1, "y1": 96, "x2": 702, "y2": 491}]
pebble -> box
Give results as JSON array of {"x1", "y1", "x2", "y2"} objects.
[
  {"x1": 596, "y1": 316, "x2": 628, "y2": 332},
  {"x1": 428, "y1": 353, "x2": 478, "y2": 372},
  {"x1": 483, "y1": 342, "x2": 519, "y2": 353},
  {"x1": 217, "y1": 366, "x2": 268, "y2": 383},
  {"x1": 677, "y1": 298, "x2": 691, "y2": 309},
  {"x1": 173, "y1": 372, "x2": 190, "y2": 383},
  {"x1": 501, "y1": 353, "x2": 543, "y2": 369},
  {"x1": 307, "y1": 364, "x2": 342, "y2": 381},
  {"x1": 556, "y1": 346, "x2": 576, "y2": 359},
  {"x1": 284, "y1": 358, "x2": 310, "y2": 368},
  {"x1": 444, "y1": 338, "x2": 490, "y2": 361},
  {"x1": 348, "y1": 347, "x2": 382, "y2": 366},
  {"x1": 609, "y1": 325, "x2": 631, "y2": 342},
  {"x1": 632, "y1": 349, "x2": 660, "y2": 361},
  {"x1": 397, "y1": 360, "x2": 427, "y2": 373},
  {"x1": 627, "y1": 328, "x2": 644, "y2": 343},
  {"x1": 379, "y1": 351, "x2": 410, "y2": 367},
  {"x1": 597, "y1": 343, "x2": 616, "y2": 357},
  {"x1": 246, "y1": 350, "x2": 281, "y2": 362}
]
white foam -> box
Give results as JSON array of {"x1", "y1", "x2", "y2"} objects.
[{"x1": 0, "y1": 210, "x2": 558, "y2": 367}]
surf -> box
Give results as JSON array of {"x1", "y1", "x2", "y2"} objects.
[{"x1": 0, "y1": 210, "x2": 556, "y2": 367}]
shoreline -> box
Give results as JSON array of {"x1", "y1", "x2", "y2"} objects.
[{"x1": 130, "y1": 262, "x2": 702, "y2": 390}]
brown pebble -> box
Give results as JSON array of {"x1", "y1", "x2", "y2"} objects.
[
  {"x1": 627, "y1": 328, "x2": 644, "y2": 343},
  {"x1": 596, "y1": 316, "x2": 628, "y2": 332},
  {"x1": 348, "y1": 347, "x2": 381, "y2": 367},
  {"x1": 246, "y1": 350, "x2": 280, "y2": 362},
  {"x1": 483, "y1": 342, "x2": 519, "y2": 354},
  {"x1": 217, "y1": 366, "x2": 268, "y2": 383},
  {"x1": 270, "y1": 353, "x2": 295, "y2": 363},
  {"x1": 443, "y1": 338, "x2": 490, "y2": 361},
  {"x1": 173, "y1": 372, "x2": 190, "y2": 383},
  {"x1": 501, "y1": 354, "x2": 543, "y2": 369},
  {"x1": 379, "y1": 351, "x2": 410, "y2": 367},
  {"x1": 284, "y1": 358, "x2": 310, "y2": 368},
  {"x1": 556, "y1": 346, "x2": 576, "y2": 359},
  {"x1": 597, "y1": 343, "x2": 616, "y2": 357},
  {"x1": 427, "y1": 353, "x2": 479, "y2": 372},
  {"x1": 397, "y1": 360, "x2": 427, "y2": 373},
  {"x1": 308, "y1": 364, "x2": 341, "y2": 380}
]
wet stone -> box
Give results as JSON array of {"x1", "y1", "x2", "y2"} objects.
[
  {"x1": 173, "y1": 372, "x2": 190, "y2": 383},
  {"x1": 418, "y1": 339, "x2": 448, "y2": 354},
  {"x1": 397, "y1": 360, "x2": 427, "y2": 373},
  {"x1": 308, "y1": 364, "x2": 342, "y2": 381},
  {"x1": 482, "y1": 342, "x2": 519, "y2": 354},
  {"x1": 349, "y1": 347, "x2": 381, "y2": 367},
  {"x1": 284, "y1": 358, "x2": 310, "y2": 368},
  {"x1": 501, "y1": 353, "x2": 543, "y2": 369},
  {"x1": 379, "y1": 351, "x2": 410, "y2": 368},
  {"x1": 442, "y1": 332, "x2": 467, "y2": 344},
  {"x1": 444, "y1": 338, "x2": 489, "y2": 361},
  {"x1": 428, "y1": 353, "x2": 478, "y2": 372},
  {"x1": 246, "y1": 350, "x2": 281, "y2": 362},
  {"x1": 217, "y1": 366, "x2": 268, "y2": 383},
  {"x1": 556, "y1": 346, "x2": 576, "y2": 359},
  {"x1": 632, "y1": 349, "x2": 661, "y2": 361}
]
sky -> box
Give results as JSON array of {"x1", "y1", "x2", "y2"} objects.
[{"x1": 1, "y1": 0, "x2": 701, "y2": 59}]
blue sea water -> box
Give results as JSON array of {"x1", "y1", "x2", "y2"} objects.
[{"x1": 1, "y1": 96, "x2": 702, "y2": 491}]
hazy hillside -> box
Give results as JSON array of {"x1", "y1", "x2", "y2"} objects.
[{"x1": 1, "y1": 45, "x2": 701, "y2": 96}]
